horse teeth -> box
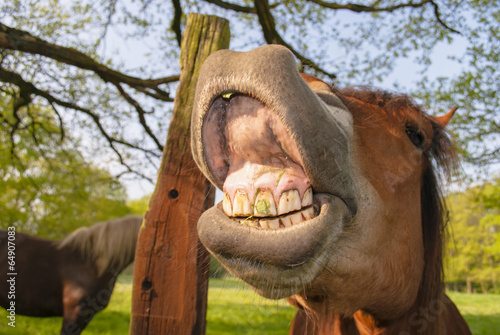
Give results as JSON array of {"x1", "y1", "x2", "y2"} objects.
[
  {"x1": 301, "y1": 187, "x2": 313, "y2": 207},
  {"x1": 253, "y1": 189, "x2": 277, "y2": 217},
  {"x1": 302, "y1": 206, "x2": 315, "y2": 220},
  {"x1": 237, "y1": 206, "x2": 316, "y2": 229},
  {"x1": 232, "y1": 190, "x2": 252, "y2": 216},
  {"x1": 278, "y1": 189, "x2": 301, "y2": 215},
  {"x1": 229, "y1": 188, "x2": 316, "y2": 229},
  {"x1": 280, "y1": 216, "x2": 292, "y2": 227},
  {"x1": 259, "y1": 220, "x2": 270, "y2": 229},
  {"x1": 247, "y1": 219, "x2": 259, "y2": 228},
  {"x1": 289, "y1": 212, "x2": 303, "y2": 225},
  {"x1": 223, "y1": 192, "x2": 233, "y2": 216},
  {"x1": 264, "y1": 218, "x2": 280, "y2": 229}
]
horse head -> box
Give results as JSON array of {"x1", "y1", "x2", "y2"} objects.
[{"x1": 191, "y1": 45, "x2": 466, "y2": 333}]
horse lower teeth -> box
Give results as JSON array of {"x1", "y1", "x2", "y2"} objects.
[{"x1": 237, "y1": 206, "x2": 315, "y2": 229}]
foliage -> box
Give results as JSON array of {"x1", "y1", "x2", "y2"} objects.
[
  {"x1": 1, "y1": 276, "x2": 499, "y2": 335},
  {"x1": 444, "y1": 178, "x2": 500, "y2": 293},
  {"x1": 126, "y1": 193, "x2": 150, "y2": 216},
  {"x1": 415, "y1": 0, "x2": 499, "y2": 169},
  {"x1": 0, "y1": 0, "x2": 497, "y2": 184},
  {"x1": 0, "y1": 96, "x2": 131, "y2": 239}
]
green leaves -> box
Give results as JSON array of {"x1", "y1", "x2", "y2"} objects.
[
  {"x1": 444, "y1": 178, "x2": 500, "y2": 292},
  {"x1": 0, "y1": 98, "x2": 132, "y2": 239}
]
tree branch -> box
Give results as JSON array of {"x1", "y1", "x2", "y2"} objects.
[
  {"x1": 95, "y1": 0, "x2": 119, "y2": 48},
  {"x1": 114, "y1": 83, "x2": 164, "y2": 151},
  {"x1": 49, "y1": 103, "x2": 65, "y2": 142},
  {"x1": 308, "y1": 0, "x2": 431, "y2": 13},
  {"x1": 0, "y1": 22, "x2": 179, "y2": 99},
  {"x1": 203, "y1": 0, "x2": 257, "y2": 13},
  {"x1": 0, "y1": 67, "x2": 161, "y2": 160},
  {"x1": 202, "y1": 0, "x2": 281, "y2": 13},
  {"x1": 308, "y1": 0, "x2": 460, "y2": 34},
  {"x1": 253, "y1": 0, "x2": 336, "y2": 79},
  {"x1": 429, "y1": 1, "x2": 461, "y2": 34},
  {"x1": 171, "y1": 0, "x2": 183, "y2": 47}
]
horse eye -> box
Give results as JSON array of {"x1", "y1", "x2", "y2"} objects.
[{"x1": 405, "y1": 125, "x2": 425, "y2": 149}]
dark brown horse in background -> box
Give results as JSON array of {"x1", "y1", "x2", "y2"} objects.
[{"x1": 0, "y1": 216, "x2": 142, "y2": 335}]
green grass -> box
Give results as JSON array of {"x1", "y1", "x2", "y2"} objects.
[
  {"x1": 447, "y1": 291, "x2": 500, "y2": 335},
  {"x1": 207, "y1": 278, "x2": 295, "y2": 335},
  {"x1": 1, "y1": 276, "x2": 498, "y2": 334},
  {"x1": 0, "y1": 275, "x2": 133, "y2": 335}
]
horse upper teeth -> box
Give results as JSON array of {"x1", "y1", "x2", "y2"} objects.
[
  {"x1": 223, "y1": 187, "x2": 316, "y2": 229},
  {"x1": 253, "y1": 189, "x2": 277, "y2": 217},
  {"x1": 232, "y1": 190, "x2": 252, "y2": 216},
  {"x1": 278, "y1": 189, "x2": 302, "y2": 215},
  {"x1": 223, "y1": 192, "x2": 233, "y2": 216},
  {"x1": 223, "y1": 187, "x2": 314, "y2": 218},
  {"x1": 301, "y1": 187, "x2": 313, "y2": 207}
]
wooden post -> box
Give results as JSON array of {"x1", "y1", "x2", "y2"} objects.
[{"x1": 130, "y1": 14, "x2": 230, "y2": 335}]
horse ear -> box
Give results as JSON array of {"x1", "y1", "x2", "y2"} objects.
[{"x1": 434, "y1": 106, "x2": 457, "y2": 127}]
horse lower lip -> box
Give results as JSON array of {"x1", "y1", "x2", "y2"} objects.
[
  {"x1": 197, "y1": 194, "x2": 347, "y2": 269},
  {"x1": 196, "y1": 193, "x2": 350, "y2": 298}
]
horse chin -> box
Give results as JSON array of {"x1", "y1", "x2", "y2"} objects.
[{"x1": 197, "y1": 193, "x2": 352, "y2": 299}]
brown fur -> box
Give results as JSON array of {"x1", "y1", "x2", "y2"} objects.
[{"x1": 288, "y1": 86, "x2": 467, "y2": 334}]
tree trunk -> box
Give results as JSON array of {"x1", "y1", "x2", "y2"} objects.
[
  {"x1": 130, "y1": 13, "x2": 230, "y2": 335},
  {"x1": 480, "y1": 280, "x2": 488, "y2": 294}
]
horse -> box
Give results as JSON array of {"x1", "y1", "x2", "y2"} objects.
[
  {"x1": 190, "y1": 45, "x2": 472, "y2": 334},
  {"x1": 0, "y1": 215, "x2": 142, "y2": 335}
]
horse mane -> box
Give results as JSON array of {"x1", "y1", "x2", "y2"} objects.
[
  {"x1": 57, "y1": 216, "x2": 142, "y2": 277},
  {"x1": 340, "y1": 87, "x2": 459, "y2": 331}
]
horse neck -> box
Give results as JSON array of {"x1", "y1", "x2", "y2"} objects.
[{"x1": 291, "y1": 290, "x2": 448, "y2": 335}]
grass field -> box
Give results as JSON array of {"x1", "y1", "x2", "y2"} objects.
[{"x1": 1, "y1": 275, "x2": 498, "y2": 334}]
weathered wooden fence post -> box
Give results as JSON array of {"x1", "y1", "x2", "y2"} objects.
[{"x1": 130, "y1": 14, "x2": 230, "y2": 334}]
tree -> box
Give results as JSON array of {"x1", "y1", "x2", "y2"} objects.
[
  {"x1": 444, "y1": 178, "x2": 500, "y2": 293},
  {"x1": 0, "y1": 94, "x2": 131, "y2": 239},
  {"x1": 0, "y1": 0, "x2": 497, "y2": 185}
]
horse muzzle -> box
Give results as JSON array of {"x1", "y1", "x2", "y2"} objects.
[{"x1": 191, "y1": 45, "x2": 357, "y2": 298}]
